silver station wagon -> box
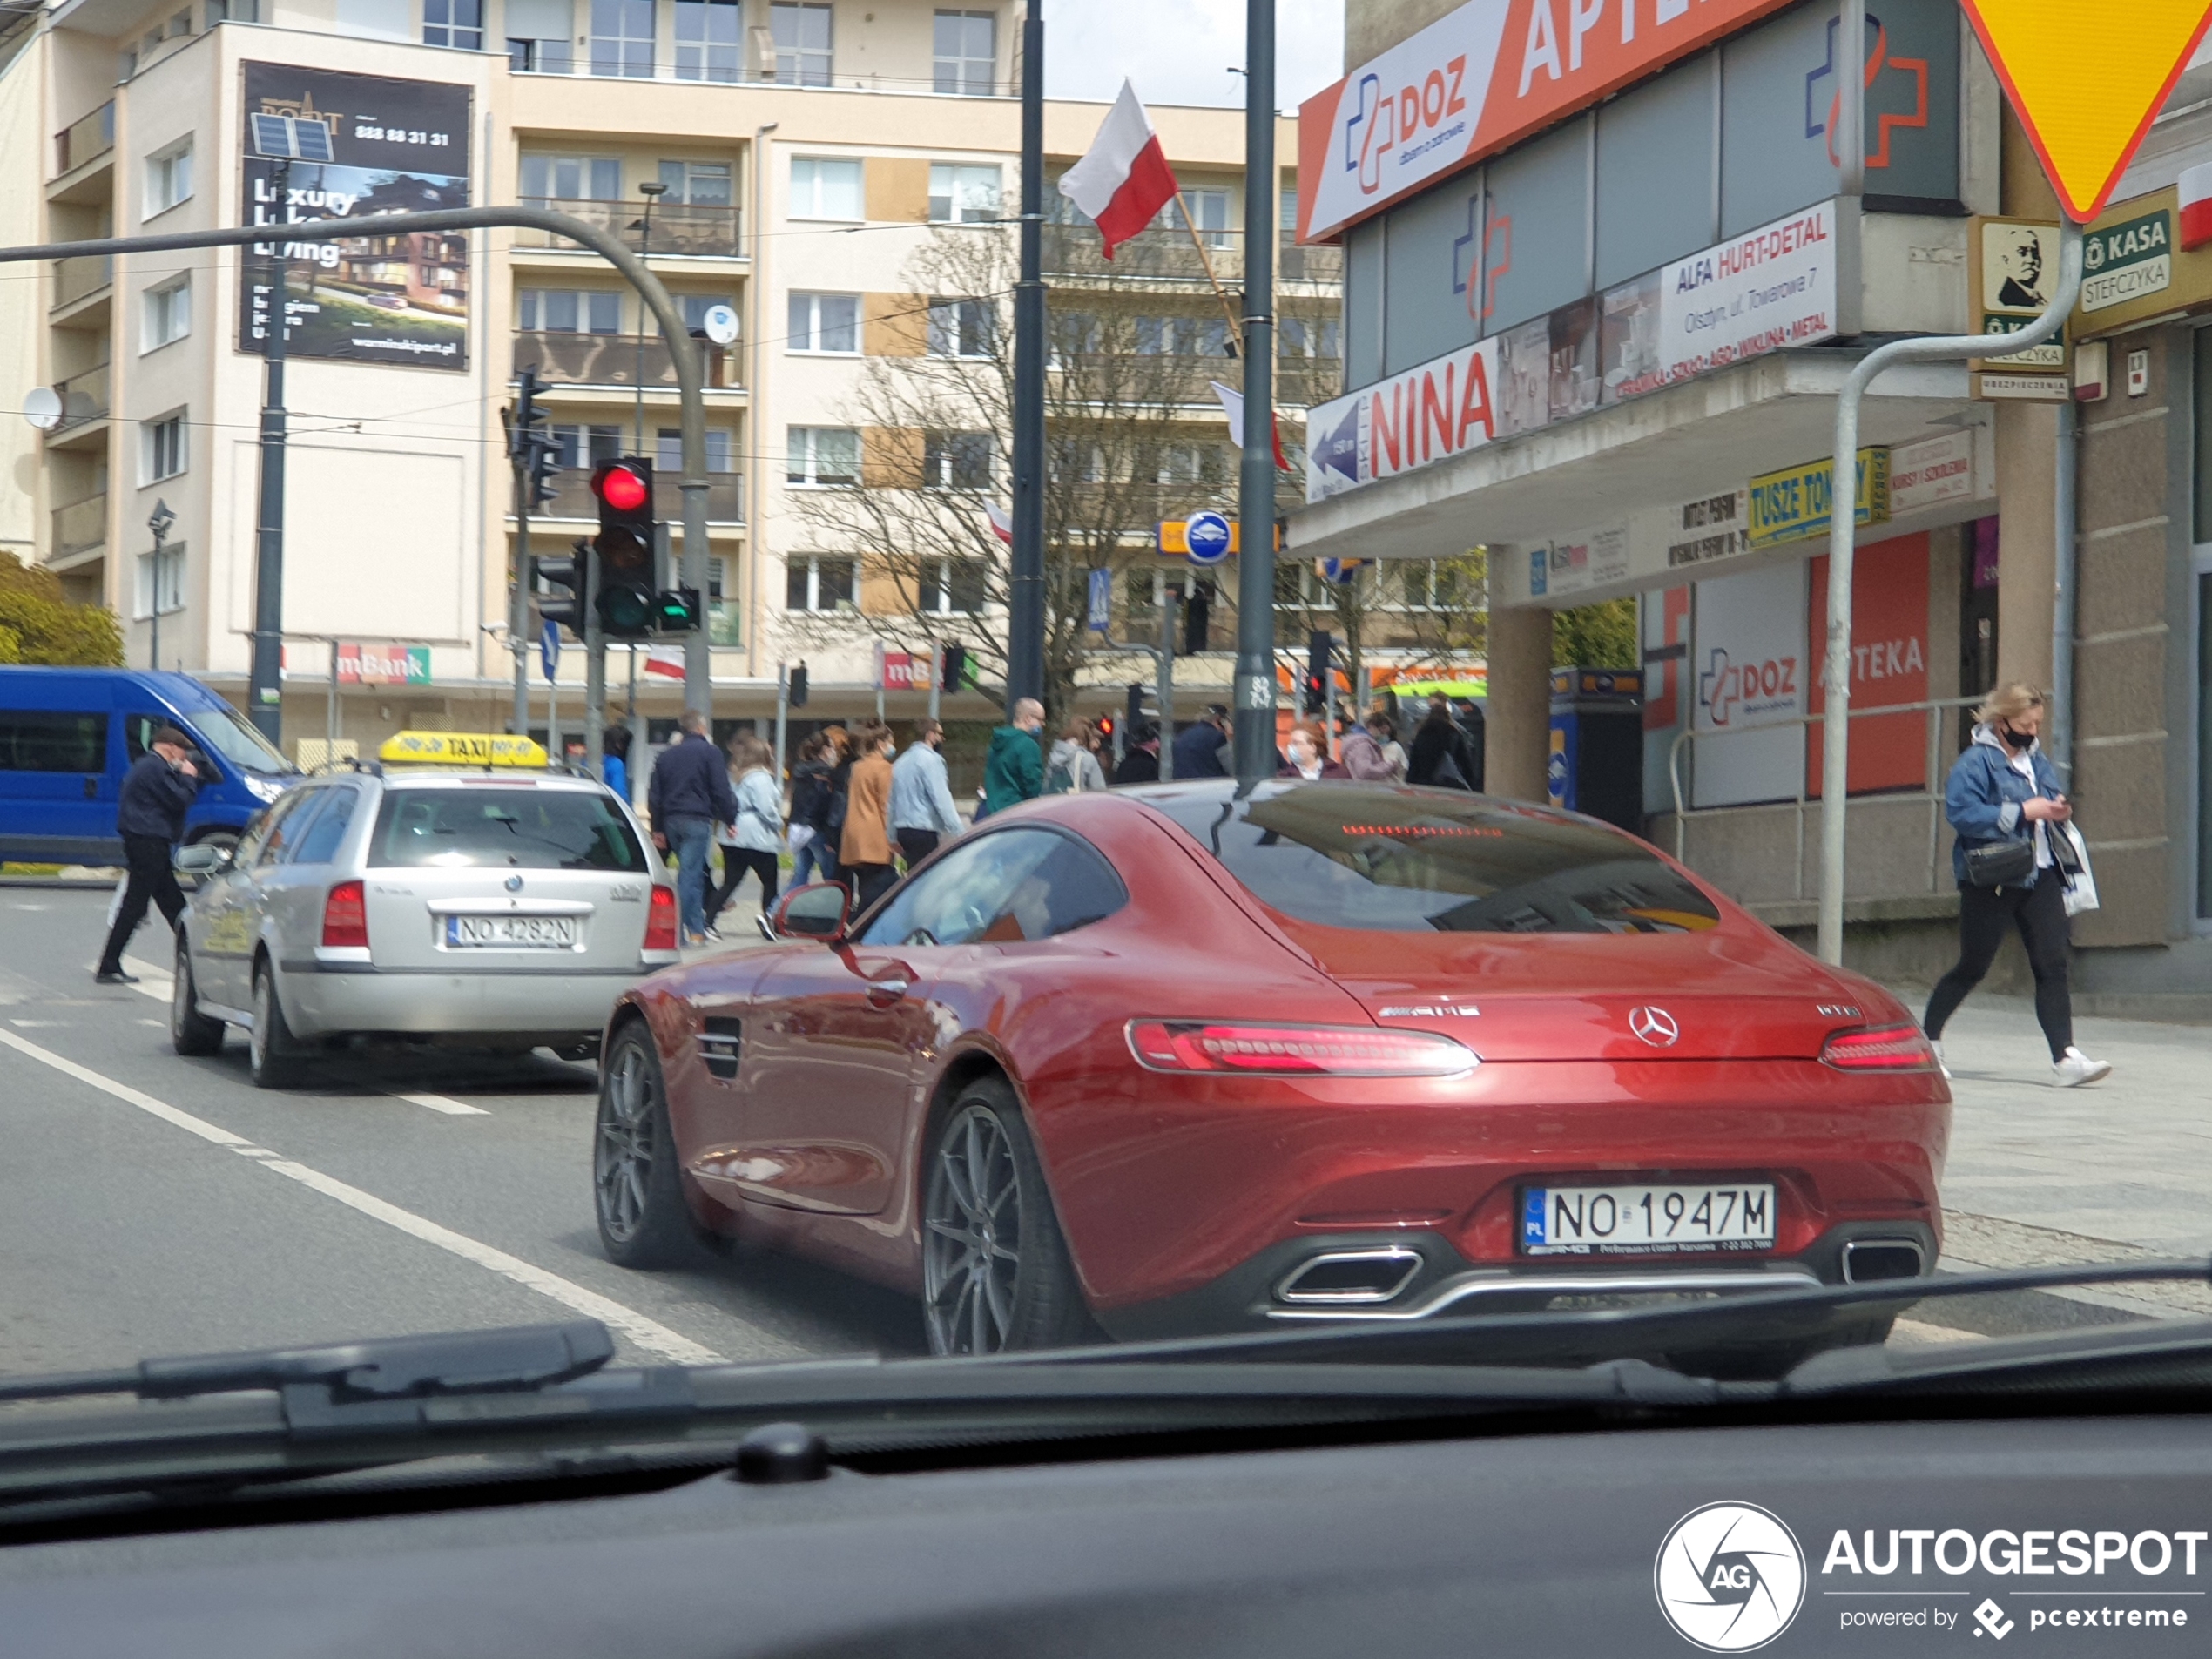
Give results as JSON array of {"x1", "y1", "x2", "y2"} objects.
[{"x1": 169, "y1": 767, "x2": 679, "y2": 1087}]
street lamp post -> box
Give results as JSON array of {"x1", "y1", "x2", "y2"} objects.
[
  {"x1": 1231, "y1": 0, "x2": 1279, "y2": 784},
  {"x1": 248, "y1": 151, "x2": 295, "y2": 745},
  {"x1": 632, "y1": 179, "x2": 666, "y2": 454},
  {"x1": 145, "y1": 497, "x2": 175, "y2": 672}
]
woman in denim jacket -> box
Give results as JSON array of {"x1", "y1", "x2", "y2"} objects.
[{"x1": 1922, "y1": 684, "x2": 2109, "y2": 1088}]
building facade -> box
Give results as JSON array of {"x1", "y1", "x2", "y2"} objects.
[{"x1": 1291, "y1": 0, "x2": 2212, "y2": 1008}]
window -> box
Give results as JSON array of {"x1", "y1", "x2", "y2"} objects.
[
  {"x1": 1281, "y1": 188, "x2": 1298, "y2": 233},
  {"x1": 1049, "y1": 438, "x2": 1104, "y2": 483},
  {"x1": 521, "y1": 155, "x2": 623, "y2": 201},
  {"x1": 928, "y1": 162, "x2": 1001, "y2": 224},
  {"x1": 786, "y1": 555, "x2": 855, "y2": 610},
  {"x1": 1150, "y1": 785, "x2": 1721, "y2": 935},
  {"x1": 552, "y1": 423, "x2": 622, "y2": 469},
  {"x1": 588, "y1": 0, "x2": 654, "y2": 78},
  {"x1": 657, "y1": 427, "x2": 733, "y2": 471},
  {"x1": 287, "y1": 787, "x2": 357, "y2": 865},
  {"x1": 167, "y1": 10, "x2": 190, "y2": 35},
  {"x1": 144, "y1": 140, "x2": 192, "y2": 219},
  {"x1": 790, "y1": 156, "x2": 862, "y2": 219},
  {"x1": 250, "y1": 787, "x2": 316, "y2": 869},
  {"x1": 145, "y1": 411, "x2": 186, "y2": 482},
  {"x1": 786, "y1": 426, "x2": 860, "y2": 486},
  {"x1": 507, "y1": 36, "x2": 571, "y2": 71},
  {"x1": 134, "y1": 543, "x2": 185, "y2": 621},
  {"x1": 787, "y1": 291, "x2": 859, "y2": 353},
  {"x1": 1162, "y1": 186, "x2": 1229, "y2": 246},
  {"x1": 143, "y1": 276, "x2": 190, "y2": 349},
  {"x1": 370, "y1": 787, "x2": 648, "y2": 871},
  {"x1": 770, "y1": 1, "x2": 832, "y2": 84},
  {"x1": 422, "y1": 0, "x2": 482, "y2": 49},
  {"x1": 1278, "y1": 315, "x2": 1343, "y2": 359},
  {"x1": 520, "y1": 289, "x2": 622, "y2": 334},
  {"x1": 923, "y1": 431, "x2": 994, "y2": 490},
  {"x1": 680, "y1": 293, "x2": 738, "y2": 336},
  {"x1": 933, "y1": 9, "x2": 995, "y2": 96},
  {"x1": 673, "y1": 0, "x2": 738, "y2": 81},
  {"x1": 204, "y1": 0, "x2": 256, "y2": 22},
  {"x1": 1156, "y1": 442, "x2": 1227, "y2": 488},
  {"x1": 0, "y1": 712, "x2": 108, "y2": 773},
  {"x1": 1049, "y1": 311, "x2": 1101, "y2": 362},
  {"x1": 919, "y1": 557, "x2": 986, "y2": 615},
  {"x1": 1135, "y1": 314, "x2": 1229, "y2": 357},
  {"x1": 927, "y1": 298, "x2": 993, "y2": 358},
  {"x1": 658, "y1": 159, "x2": 732, "y2": 206},
  {"x1": 860, "y1": 826, "x2": 1127, "y2": 948}
]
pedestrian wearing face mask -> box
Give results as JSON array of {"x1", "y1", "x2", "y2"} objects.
[{"x1": 1922, "y1": 684, "x2": 2109, "y2": 1088}]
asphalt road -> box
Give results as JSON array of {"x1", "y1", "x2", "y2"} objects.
[{"x1": 0, "y1": 887, "x2": 926, "y2": 1378}]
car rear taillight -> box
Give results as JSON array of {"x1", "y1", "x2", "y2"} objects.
[
  {"x1": 1819, "y1": 1024, "x2": 1938, "y2": 1071},
  {"x1": 1125, "y1": 1021, "x2": 1477, "y2": 1078},
  {"x1": 320, "y1": 880, "x2": 368, "y2": 948},
  {"x1": 644, "y1": 885, "x2": 679, "y2": 952}
]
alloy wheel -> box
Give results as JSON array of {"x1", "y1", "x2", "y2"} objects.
[
  {"x1": 595, "y1": 1042, "x2": 656, "y2": 1245},
  {"x1": 922, "y1": 1103, "x2": 1024, "y2": 1354}
]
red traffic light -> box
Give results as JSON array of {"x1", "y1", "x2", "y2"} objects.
[{"x1": 593, "y1": 463, "x2": 650, "y2": 513}]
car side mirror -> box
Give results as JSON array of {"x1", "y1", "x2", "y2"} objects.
[
  {"x1": 772, "y1": 881, "x2": 850, "y2": 941},
  {"x1": 173, "y1": 843, "x2": 231, "y2": 874}
]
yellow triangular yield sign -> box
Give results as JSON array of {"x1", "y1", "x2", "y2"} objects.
[{"x1": 1961, "y1": 0, "x2": 2212, "y2": 222}]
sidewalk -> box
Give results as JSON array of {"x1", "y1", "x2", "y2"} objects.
[{"x1": 1900, "y1": 991, "x2": 2212, "y2": 1324}]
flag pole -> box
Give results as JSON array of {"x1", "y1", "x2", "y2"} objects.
[{"x1": 1172, "y1": 192, "x2": 1245, "y2": 353}]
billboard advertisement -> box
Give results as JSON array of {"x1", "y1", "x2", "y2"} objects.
[
  {"x1": 239, "y1": 63, "x2": 473, "y2": 371},
  {"x1": 1297, "y1": 0, "x2": 1795, "y2": 245},
  {"x1": 1689, "y1": 560, "x2": 1806, "y2": 810}
]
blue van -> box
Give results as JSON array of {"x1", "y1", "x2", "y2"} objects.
[{"x1": 0, "y1": 667, "x2": 300, "y2": 866}]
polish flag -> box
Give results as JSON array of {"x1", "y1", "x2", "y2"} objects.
[
  {"x1": 1210, "y1": 380, "x2": 1291, "y2": 471},
  {"x1": 1057, "y1": 81, "x2": 1179, "y2": 260},
  {"x1": 983, "y1": 502, "x2": 1014, "y2": 544},
  {"x1": 644, "y1": 647, "x2": 686, "y2": 680},
  {"x1": 2183, "y1": 161, "x2": 2212, "y2": 251}
]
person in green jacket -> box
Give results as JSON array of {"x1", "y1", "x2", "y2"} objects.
[{"x1": 980, "y1": 698, "x2": 1046, "y2": 819}]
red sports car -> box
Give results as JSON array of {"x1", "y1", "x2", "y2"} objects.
[{"x1": 593, "y1": 780, "x2": 1949, "y2": 1355}]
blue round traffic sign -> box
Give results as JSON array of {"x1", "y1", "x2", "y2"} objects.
[{"x1": 1185, "y1": 511, "x2": 1232, "y2": 566}]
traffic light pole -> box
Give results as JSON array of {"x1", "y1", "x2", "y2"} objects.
[
  {"x1": 0, "y1": 205, "x2": 719, "y2": 726},
  {"x1": 1231, "y1": 0, "x2": 1279, "y2": 786},
  {"x1": 247, "y1": 156, "x2": 291, "y2": 745},
  {"x1": 509, "y1": 458, "x2": 532, "y2": 738}
]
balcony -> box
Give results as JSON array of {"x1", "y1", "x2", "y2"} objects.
[
  {"x1": 506, "y1": 51, "x2": 1013, "y2": 97},
  {"x1": 48, "y1": 364, "x2": 110, "y2": 435},
  {"x1": 514, "y1": 330, "x2": 741, "y2": 390},
  {"x1": 1042, "y1": 226, "x2": 1345, "y2": 288},
  {"x1": 516, "y1": 198, "x2": 743, "y2": 260},
  {"x1": 52, "y1": 102, "x2": 114, "y2": 179},
  {"x1": 52, "y1": 253, "x2": 111, "y2": 312},
  {"x1": 51, "y1": 494, "x2": 106, "y2": 560},
  {"x1": 523, "y1": 469, "x2": 745, "y2": 523}
]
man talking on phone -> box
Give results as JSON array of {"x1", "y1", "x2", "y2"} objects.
[{"x1": 95, "y1": 725, "x2": 203, "y2": 986}]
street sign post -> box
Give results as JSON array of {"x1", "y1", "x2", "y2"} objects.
[{"x1": 1086, "y1": 568, "x2": 1112, "y2": 634}]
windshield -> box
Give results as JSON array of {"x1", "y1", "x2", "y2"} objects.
[
  {"x1": 181, "y1": 699, "x2": 298, "y2": 775},
  {"x1": 369, "y1": 786, "x2": 645, "y2": 870},
  {"x1": 1150, "y1": 784, "x2": 1721, "y2": 934}
]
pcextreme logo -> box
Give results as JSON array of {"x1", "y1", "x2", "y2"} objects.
[{"x1": 1656, "y1": 1502, "x2": 1808, "y2": 1652}]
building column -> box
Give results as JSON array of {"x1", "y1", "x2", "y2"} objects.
[
  {"x1": 1993, "y1": 400, "x2": 2058, "y2": 691},
  {"x1": 1486, "y1": 604, "x2": 1553, "y2": 802}
]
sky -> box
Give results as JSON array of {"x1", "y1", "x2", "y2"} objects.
[{"x1": 1042, "y1": 0, "x2": 1345, "y2": 113}]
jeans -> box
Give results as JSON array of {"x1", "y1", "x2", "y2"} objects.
[
  {"x1": 847, "y1": 861, "x2": 897, "y2": 916},
  {"x1": 791, "y1": 829, "x2": 837, "y2": 888},
  {"x1": 895, "y1": 827, "x2": 940, "y2": 868},
  {"x1": 1924, "y1": 875, "x2": 2074, "y2": 1060},
  {"x1": 98, "y1": 833, "x2": 185, "y2": 976},
  {"x1": 705, "y1": 847, "x2": 780, "y2": 929},
  {"x1": 664, "y1": 814, "x2": 714, "y2": 938}
]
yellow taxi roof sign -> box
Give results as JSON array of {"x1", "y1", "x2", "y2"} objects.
[
  {"x1": 377, "y1": 732, "x2": 549, "y2": 769},
  {"x1": 1962, "y1": 0, "x2": 2212, "y2": 223}
]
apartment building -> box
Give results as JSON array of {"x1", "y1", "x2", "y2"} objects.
[{"x1": 0, "y1": 0, "x2": 1342, "y2": 755}]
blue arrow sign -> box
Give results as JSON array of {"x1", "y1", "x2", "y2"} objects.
[
  {"x1": 1087, "y1": 568, "x2": 1112, "y2": 634},
  {"x1": 540, "y1": 618, "x2": 561, "y2": 680}
]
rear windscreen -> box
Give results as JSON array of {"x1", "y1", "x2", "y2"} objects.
[
  {"x1": 368, "y1": 788, "x2": 645, "y2": 871},
  {"x1": 1152, "y1": 784, "x2": 1721, "y2": 935}
]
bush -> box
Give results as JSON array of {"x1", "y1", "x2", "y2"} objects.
[{"x1": 0, "y1": 553, "x2": 123, "y2": 666}]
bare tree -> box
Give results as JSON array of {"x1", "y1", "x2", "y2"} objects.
[
  {"x1": 783, "y1": 223, "x2": 1246, "y2": 724},
  {"x1": 1269, "y1": 548, "x2": 1491, "y2": 714}
]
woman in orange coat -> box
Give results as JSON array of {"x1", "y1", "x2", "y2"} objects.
[{"x1": 839, "y1": 721, "x2": 899, "y2": 914}]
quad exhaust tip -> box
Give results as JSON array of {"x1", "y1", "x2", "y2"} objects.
[
  {"x1": 1277, "y1": 1247, "x2": 1425, "y2": 1305},
  {"x1": 1840, "y1": 1238, "x2": 1926, "y2": 1285}
]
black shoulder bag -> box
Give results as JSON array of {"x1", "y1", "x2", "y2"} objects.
[{"x1": 1963, "y1": 837, "x2": 2036, "y2": 889}]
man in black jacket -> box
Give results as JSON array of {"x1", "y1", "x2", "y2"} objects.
[
  {"x1": 1406, "y1": 695, "x2": 1479, "y2": 790},
  {"x1": 1170, "y1": 705, "x2": 1231, "y2": 779},
  {"x1": 95, "y1": 725, "x2": 203, "y2": 985},
  {"x1": 648, "y1": 709, "x2": 738, "y2": 947}
]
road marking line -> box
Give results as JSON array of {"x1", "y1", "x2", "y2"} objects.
[
  {"x1": 394, "y1": 1091, "x2": 492, "y2": 1116},
  {"x1": 0, "y1": 1030, "x2": 723, "y2": 1366}
]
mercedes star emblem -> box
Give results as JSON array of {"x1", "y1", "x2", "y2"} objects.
[{"x1": 1629, "y1": 1006, "x2": 1680, "y2": 1048}]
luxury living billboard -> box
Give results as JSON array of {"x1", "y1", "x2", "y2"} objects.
[{"x1": 238, "y1": 64, "x2": 473, "y2": 371}]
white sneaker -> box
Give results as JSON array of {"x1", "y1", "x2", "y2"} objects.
[
  {"x1": 2053, "y1": 1047, "x2": 2112, "y2": 1088},
  {"x1": 1929, "y1": 1040, "x2": 1952, "y2": 1082}
]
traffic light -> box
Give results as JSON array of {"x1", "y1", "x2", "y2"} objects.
[
  {"x1": 653, "y1": 587, "x2": 702, "y2": 632},
  {"x1": 510, "y1": 368, "x2": 557, "y2": 509},
  {"x1": 1304, "y1": 630, "x2": 1333, "y2": 715},
  {"x1": 940, "y1": 642, "x2": 968, "y2": 692},
  {"x1": 524, "y1": 435, "x2": 558, "y2": 509},
  {"x1": 536, "y1": 543, "x2": 590, "y2": 635},
  {"x1": 1124, "y1": 682, "x2": 1143, "y2": 739},
  {"x1": 590, "y1": 458, "x2": 656, "y2": 637},
  {"x1": 788, "y1": 664, "x2": 809, "y2": 709}
]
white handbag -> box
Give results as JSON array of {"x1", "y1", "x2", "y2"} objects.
[{"x1": 2060, "y1": 822, "x2": 2100, "y2": 917}]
